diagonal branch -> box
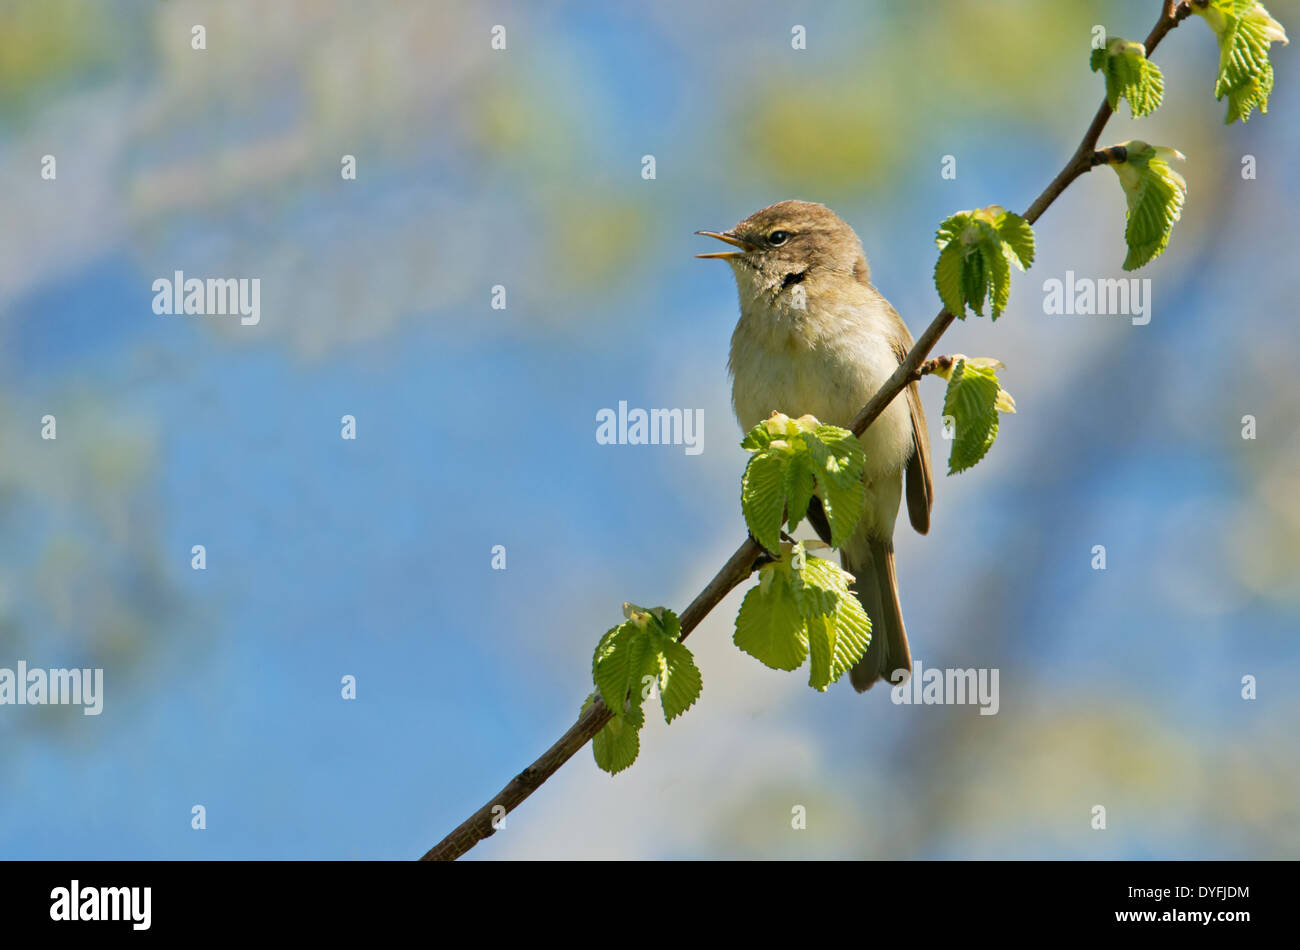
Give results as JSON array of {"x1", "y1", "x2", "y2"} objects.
[{"x1": 420, "y1": 0, "x2": 1192, "y2": 862}]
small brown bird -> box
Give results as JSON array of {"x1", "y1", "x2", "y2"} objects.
[{"x1": 699, "y1": 200, "x2": 932, "y2": 691}]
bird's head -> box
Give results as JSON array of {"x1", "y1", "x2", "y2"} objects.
[{"x1": 696, "y1": 200, "x2": 870, "y2": 293}]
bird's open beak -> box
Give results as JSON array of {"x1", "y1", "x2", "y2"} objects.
[{"x1": 695, "y1": 230, "x2": 754, "y2": 260}]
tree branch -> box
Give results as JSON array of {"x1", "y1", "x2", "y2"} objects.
[{"x1": 419, "y1": 0, "x2": 1191, "y2": 861}]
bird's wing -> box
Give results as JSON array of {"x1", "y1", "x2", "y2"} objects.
[
  {"x1": 903, "y1": 377, "x2": 933, "y2": 535},
  {"x1": 889, "y1": 327, "x2": 933, "y2": 536}
]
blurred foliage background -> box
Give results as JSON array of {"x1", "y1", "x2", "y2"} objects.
[{"x1": 0, "y1": 0, "x2": 1297, "y2": 858}]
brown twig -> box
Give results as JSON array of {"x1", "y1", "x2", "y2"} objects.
[
  {"x1": 420, "y1": 0, "x2": 1191, "y2": 861},
  {"x1": 420, "y1": 535, "x2": 763, "y2": 860}
]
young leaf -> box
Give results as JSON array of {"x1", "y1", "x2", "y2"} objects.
[
  {"x1": 589, "y1": 605, "x2": 702, "y2": 774},
  {"x1": 592, "y1": 713, "x2": 640, "y2": 775},
  {"x1": 933, "y1": 206, "x2": 1035, "y2": 319},
  {"x1": 733, "y1": 542, "x2": 871, "y2": 691},
  {"x1": 656, "y1": 638, "x2": 702, "y2": 723},
  {"x1": 1090, "y1": 36, "x2": 1165, "y2": 117},
  {"x1": 735, "y1": 561, "x2": 809, "y2": 671},
  {"x1": 829, "y1": 583, "x2": 873, "y2": 680},
  {"x1": 809, "y1": 424, "x2": 868, "y2": 486},
  {"x1": 961, "y1": 241, "x2": 990, "y2": 316},
  {"x1": 804, "y1": 611, "x2": 837, "y2": 693},
  {"x1": 977, "y1": 219, "x2": 1012, "y2": 317},
  {"x1": 648, "y1": 605, "x2": 682, "y2": 642},
  {"x1": 782, "y1": 450, "x2": 817, "y2": 536},
  {"x1": 994, "y1": 210, "x2": 1036, "y2": 270},
  {"x1": 1106, "y1": 141, "x2": 1187, "y2": 271},
  {"x1": 592, "y1": 624, "x2": 639, "y2": 716},
  {"x1": 934, "y1": 241, "x2": 966, "y2": 317},
  {"x1": 740, "y1": 450, "x2": 787, "y2": 553},
  {"x1": 804, "y1": 430, "x2": 866, "y2": 547},
  {"x1": 739, "y1": 414, "x2": 867, "y2": 553},
  {"x1": 941, "y1": 358, "x2": 1015, "y2": 475},
  {"x1": 1194, "y1": 0, "x2": 1288, "y2": 124},
  {"x1": 800, "y1": 555, "x2": 872, "y2": 690}
]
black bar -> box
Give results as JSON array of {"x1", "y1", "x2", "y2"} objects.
[{"x1": 0, "y1": 860, "x2": 1282, "y2": 937}]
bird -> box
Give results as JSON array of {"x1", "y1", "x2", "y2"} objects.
[{"x1": 698, "y1": 199, "x2": 932, "y2": 691}]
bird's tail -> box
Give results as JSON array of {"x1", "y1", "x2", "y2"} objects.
[{"x1": 842, "y1": 537, "x2": 912, "y2": 692}]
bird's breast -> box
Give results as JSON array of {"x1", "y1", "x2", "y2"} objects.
[{"x1": 728, "y1": 293, "x2": 914, "y2": 481}]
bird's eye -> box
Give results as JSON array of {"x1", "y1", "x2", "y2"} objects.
[{"x1": 768, "y1": 230, "x2": 790, "y2": 246}]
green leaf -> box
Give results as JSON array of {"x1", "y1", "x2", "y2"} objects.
[
  {"x1": 934, "y1": 241, "x2": 966, "y2": 317},
  {"x1": 740, "y1": 423, "x2": 773, "y2": 452},
  {"x1": 942, "y1": 358, "x2": 1015, "y2": 475},
  {"x1": 961, "y1": 244, "x2": 990, "y2": 316},
  {"x1": 740, "y1": 450, "x2": 788, "y2": 553},
  {"x1": 589, "y1": 605, "x2": 701, "y2": 774},
  {"x1": 811, "y1": 423, "x2": 868, "y2": 476},
  {"x1": 1106, "y1": 141, "x2": 1187, "y2": 271},
  {"x1": 933, "y1": 206, "x2": 1035, "y2": 319},
  {"x1": 592, "y1": 624, "x2": 637, "y2": 715},
  {"x1": 1124, "y1": 52, "x2": 1165, "y2": 118},
  {"x1": 976, "y1": 220, "x2": 1012, "y2": 317},
  {"x1": 656, "y1": 636, "x2": 702, "y2": 723},
  {"x1": 782, "y1": 450, "x2": 817, "y2": 536},
  {"x1": 732, "y1": 543, "x2": 871, "y2": 691},
  {"x1": 624, "y1": 627, "x2": 656, "y2": 714},
  {"x1": 1195, "y1": 0, "x2": 1288, "y2": 124},
  {"x1": 830, "y1": 583, "x2": 872, "y2": 680},
  {"x1": 795, "y1": 564, "x2": 837, "y2": 691},
  {"x1": 592, "y1": 714, "x2": 640, "y2": 775},
  {"x1": 650, "y1": 605, "x2": 682, "y2": 642},
  {"x1": 739, "y1": 415, "x2": 867, "y2": 552},
  {"x1": 580, "y1": 692, "x2": 643, "y2": 775},
  {"x1": 1090, "y1": 36, "x2": 1165, "y2": 118},
  {"x1": 804, "y1": 611, "x2": 836, "y2": 692},
  {"x1": 804, "y1": 430, "x2": 867, "y2": 547},
  {"x1": 995, "y1": 211, "x2": 1035, "y2": 270},
  {"x1": 800, "y1": 554, "x2": 872, "y2": 689},
  {"x1": 735, "y1": 561, "x2": 809, "y2": 671}
]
